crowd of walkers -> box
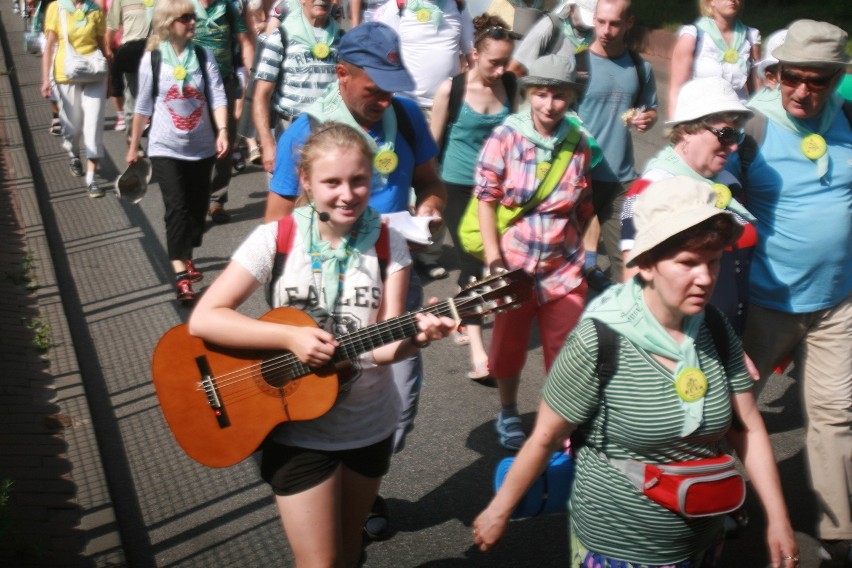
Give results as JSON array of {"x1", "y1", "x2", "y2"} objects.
[{"x1": 24, "y1": 0, "x2": 851, "y2": 565}]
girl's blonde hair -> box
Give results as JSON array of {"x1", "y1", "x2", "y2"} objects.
[
  {"x1": 146, "y1": 0, "x2": 196, "y2": 51},
  {"x1": 295, "y1": 122, "x2": 375, "y2": 207}
]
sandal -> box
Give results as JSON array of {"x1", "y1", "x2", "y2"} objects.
[
  {"x1": 452, "y1": 327, "x2": 469, "y2": 346},
  {"x1": 495, "y1": 413, "x2": 526, "y2": 451},
  {"x1": 466, "y1": 360, "x2": 490, "y2": 380}
]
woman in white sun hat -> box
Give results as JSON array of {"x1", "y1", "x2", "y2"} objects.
[{"x1": 621, "y1": 77, "x2": 757, "y2": 335}]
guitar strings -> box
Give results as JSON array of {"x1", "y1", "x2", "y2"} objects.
[{"x1": 195, "y1": 294, "x2": 496, "y2": 404}]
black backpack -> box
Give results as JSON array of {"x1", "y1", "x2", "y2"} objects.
[{"x1": 150, "y1": 45, "x2": 216, "y2": 135}]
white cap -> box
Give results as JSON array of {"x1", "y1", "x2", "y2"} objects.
[
  {"x1": 568, "y1": 0, "x2": 597, "y2": 29},
  {"x1": 666, "y1": 77, "x2": 753, "y2": 126},
  {"x1": 756, "y1": 29, "x2": 788, "y2": 77}
]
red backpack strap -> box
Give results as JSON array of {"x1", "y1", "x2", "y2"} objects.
[
  {"x1": 376, "y1": 222, "x2": 390, "y2": 283},
  {"x1": 271, "y1": 215, "x2": 296, "y2": 283}
]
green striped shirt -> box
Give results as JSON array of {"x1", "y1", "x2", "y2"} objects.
[{"x1": 542, "y1": 317, "x2": 752, "y2": 564}]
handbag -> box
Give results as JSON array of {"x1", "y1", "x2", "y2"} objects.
[
  {"x1": 59, "y1": 7, "x2": 107, "y2": 83},
  {"x1": 493, "y1": 450, "x2": 575, "y2": 519},
  {"x1": 614, "y1": 454, "x2": 746, "y2": 519},
  {"x1": 458, "y1": 124, "x2": 581, "y2": 261}
]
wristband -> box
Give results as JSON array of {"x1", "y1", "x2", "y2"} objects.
[{"x1": 218, "y1": 127, "x2": 227, "y2": 133}]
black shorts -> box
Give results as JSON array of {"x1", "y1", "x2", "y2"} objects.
[{"x1": 260, "y1": 436, "x2": 394, "y2": 496}]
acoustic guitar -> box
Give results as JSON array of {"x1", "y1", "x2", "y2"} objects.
[{"x1": 151, "y1": 269, "x2": 533, "y2": 467}]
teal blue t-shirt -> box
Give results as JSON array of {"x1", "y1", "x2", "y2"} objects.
[{"x1": 440, "y1": 102, "x2": 508, "y2": 185}]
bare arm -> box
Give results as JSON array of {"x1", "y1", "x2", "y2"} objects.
[
  {"x1": 411, "y1": 159, "x2": 446, "y2": 218},
  {"x1": 238, "y1": 32, "x2": 255, "y2": 72},
  {"x1": 668, "y1": 33, "x2": 696, "y2": 120},
  {"x1": 429, "y1": 79, "x2": 452, "y2": 150},
  {"x1": 252, "y1": 79, "x2": 277, "y2": 172},
  {"x1": 40, "y1": 31, "x2": 57, "y2": 98},
  {"x1": 479, "y1": 198, "x2": 504, "y2": 273},
  {"x1": 746, "y1": 42, "x2": 761, "y2": 97},
  {"x1": 507, "y1": 59, "x2": 527, "y2": 78},
  {"x1": 350, "y1": 0, "x2": 362, "y2": 26},
  {"x1": 474, "y1": 401, "x2": 573, "y2": 551},
  {"x1": 726, "y1": 391, "x2": 798, "y2": 568},
  {"x1": 264, "y1": 192, "x2": 296, "y2": 223},
  {"x1": 104, "y1": 29, "x2": 117, "y2": 58}
]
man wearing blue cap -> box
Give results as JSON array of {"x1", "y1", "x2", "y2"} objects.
[{"x1": 264, "y1": 20, "x2": 446, "y2": 540}]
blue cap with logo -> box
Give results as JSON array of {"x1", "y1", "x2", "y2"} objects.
[{"x1": 338, "y1": 22, "x2": 415, "y2": 93}]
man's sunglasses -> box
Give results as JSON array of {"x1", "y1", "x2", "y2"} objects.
[
  {"x1": 175, "y1": 13, "x2": 197, "y2": 24},
  {"x1": 703, "y1": 125, "x2": 744, "y2": 147},
  {"x1": 779, "y1": 69, "x2": 838, "y2": 92}
]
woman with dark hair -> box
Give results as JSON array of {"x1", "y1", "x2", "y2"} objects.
[
  {"x1": 429, "y1": 14, "x2": 516, "y2": 382},
  {"x1": 622, "y1": 76, "x2": 757, "y2": 335},
  {"x1": 474, "y1": 177, "x2": 798, "y2": 567},
  {"x1": 126, "y1": 0, "x2": 229, "y2": 301}
]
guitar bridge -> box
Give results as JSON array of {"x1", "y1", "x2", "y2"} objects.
[{"x1": 196, "y1": 356, "x2": 230, "y2": 429}]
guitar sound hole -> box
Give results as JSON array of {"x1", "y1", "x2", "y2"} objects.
[{"x1": 258, "y1": 359, "x2": 300, "y2": 397}]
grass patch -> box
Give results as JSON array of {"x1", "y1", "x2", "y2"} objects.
[{"x1": 24, "y1": 318, "x2": 51, "y2": 351}]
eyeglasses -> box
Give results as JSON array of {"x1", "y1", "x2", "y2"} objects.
[
  {"x1": 703, "y1": 125, "x2": 744, "y2": 147},
  {"x1": 779, "y1": 69, "x2": 839, "y2": 92},
  {"x1": 174, "y1": 13, "x2": 197, "y2": 24}
]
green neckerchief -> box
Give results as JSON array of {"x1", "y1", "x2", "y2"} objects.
[
  {"x1": 303, "y1": 84, "x2": 394, "y2": 193},
  {"x1": 566, "y1": 111, "x2": 603, "y2": 168},
  {"x1": 143, "y1": 0, "x2": 155, "y2": 24},
  {"x1": 748, "y1": 88, "x2": 842, "y2": 180},
  {"x1": 159, "y1": 40, "x2": 200, "y2": 95},
  {"x1": 403, "y1": 0, "x2": 448, "y2": 29},
  {"x1": 283, "y1": 8, "x2": 338, "y2": 53},
  {"x1": 645, "y1": 146, "x2": 756, "y2": 222},
  {"x1": 695, "y1": 16, "x2": 747, "y2": 75},
  {"x1": 292, "y1": 205, "x2": 382, "y2": 310},
  {"x1": 583, "y1": 277, "x2": 706, "y2": 437},
  {"x1": 58, "y1": 0, "x2": 97, "y2": 28},
  {"x1": 554, "y1": 2, "x2": 592, "y2": 53},
  {"x1": 504, "y1": 104, "x2": 572, "y2": 164},
  {"x1": 192, "y1": 0, "x2": 227, "y2": 35},
  {"x1": 511, "y1": 0, "x2": 542, "y2": 7}
]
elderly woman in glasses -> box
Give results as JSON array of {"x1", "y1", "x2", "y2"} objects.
[
  {"x1": 126, "y1": 0, "x2": 229, "y2": 302},
  {"x1": 621, "y1": 77, "x2": 757, "y2": 335}
]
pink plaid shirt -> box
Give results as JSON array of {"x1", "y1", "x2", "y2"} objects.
[{"x1": 474, "y1": 123, "x2": 593, "y2": 304}]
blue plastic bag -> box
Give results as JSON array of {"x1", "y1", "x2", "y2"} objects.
[{"x1": 493, "y1": 451, "x2": 575, "y2": 518}]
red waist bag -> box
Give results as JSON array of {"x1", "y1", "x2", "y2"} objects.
[{"x1": 622, "y1": 455, "x2": 746, "y2": 519}]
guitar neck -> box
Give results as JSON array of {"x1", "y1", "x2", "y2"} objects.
[{"x1": 332, "y1": 300, "x2": 454, "y2": 363}]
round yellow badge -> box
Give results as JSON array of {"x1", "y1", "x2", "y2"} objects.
[
  {"x1": 535, "y1": 161, "x2": 551, "y2": 181},
  {"x1": 74, "y1": 9, "x2": 85, "y2": 21},
  {"x1": 722, "y1": 49, "x2": 739, "y2": 64},
  {"x1": 143, "y1": 0, "x2": 154, "y2": 7},
  {"x1": 416, "y1": 8, "x2": 430, "y2": 22},
  {"x1": 173, "y1": 66, "x2": 187, "y2": 81},
  {"x1": 712, "y1": 183, "x2": 732, "y2": 209},
  {"x1": 801, "y1": 134, "x2": 827, "y2": 160},
  {"x1": 374, "y1": 150, "x2": 399, "y2": 175},
  {"x1": 312, "y1": 43, "x2": 330, "y2": 59},
  {"x1": 675, "y1": 368, "x2": 708, "y2": 403}
]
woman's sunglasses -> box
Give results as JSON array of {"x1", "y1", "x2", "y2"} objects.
[
  {"x1": 475, "y1": 26, "x2": 520, "y2": 43},
  {"x1": 175, "y1": 13, "x2": 197, "y2": 24},
  {"x1": 703, "y1": 125, "x2": 744, "y2": 147},
  {"x1": 779, "y1": 69, "x2": 839, "y2": 92}
]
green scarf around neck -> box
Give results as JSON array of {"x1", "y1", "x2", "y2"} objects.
[
  {"x1": 748, "y1": 87, "x2": 842, "y2": 180},
  {"x1": 159, "y1": 40, "x2": 200, "y2": 95},
  {"x1": 282, "y1": 8, "x2": 339, "y2": 53},
  {"x1": 292, "y1": 205, "x2": 382, "y2": 311},
  {"x1": 695, "y1": 16, "x2": 747, "y2": 75},
  {"x1": 583, "y1": 278, "x2": 707, "y2": 437},
  {"x1": 58, "y1": 0, "x2": 97, "y2": 29},
  {"x1": 504, "y1": 105, "x2": 572, "y2": 163},
  {"x1": 645, "y1": 146, "x2": 755, "y2": 222},
  {"x1": 192, "y1": 0, "x2": 227, "y2": 35}
]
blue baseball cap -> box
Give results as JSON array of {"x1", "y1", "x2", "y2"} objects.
[{"x1": 338, "y1": 22, "x2": 415, "y2": 93}]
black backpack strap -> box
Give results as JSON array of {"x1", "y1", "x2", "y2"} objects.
[
  {"x1": 502, "y1": 71, "x2": 518, "y2": 113},
  {"x1": 626, "y1": 49, "x2": 646, "y2": 109},
  {"x1": 151, "y1": 49, "x2": 161, "y2": 100},
  {"x1": 391, "y1": 98, "x2": 417, "y2": 154},
  {"x1": 570, "y1": 319, "x2": 619, "y2": 450},
  {"x1": 703, "y1": 304, "x2": 730, "y2": 372},
  {"x1": 194, "y1": 45, "x2": 218, "y2": 136},
  {"x1": 842, "y1": 100, "x2": 852, "y2": 128},
  {"x1": 544, "y1": 12, "x2": 564, "y2": 55},
  {"x1": 438, "y1": 73, "x2": 466, "y2": 161}
]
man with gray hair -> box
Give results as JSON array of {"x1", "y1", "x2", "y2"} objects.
[{"x1": 740, "y1": 19, "x2": 851, "y2": 564}]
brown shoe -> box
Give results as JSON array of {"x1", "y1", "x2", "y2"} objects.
[{"x1": 209, "y1": 205, "x2": 230, "y2": 224}]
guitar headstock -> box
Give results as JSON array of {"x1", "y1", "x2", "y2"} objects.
[{"x1": 452, "y1": 269, "x2": 533, "y2": 320}]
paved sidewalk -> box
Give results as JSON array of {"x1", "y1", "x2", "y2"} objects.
[{"x1": 0, "y1": 7, "x2": 123, "y2": 567}]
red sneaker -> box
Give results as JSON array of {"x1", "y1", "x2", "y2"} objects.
[
  {"x1": 176, "y1": 278, "x2": 196, "y2": 302},
  {"x1": 184, "y1": 260, "x2": 203, "y2": 283}
]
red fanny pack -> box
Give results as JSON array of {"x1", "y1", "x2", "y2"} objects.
[{"x1": 621, "y1": 455, "x2": 746, "y2": 519}]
